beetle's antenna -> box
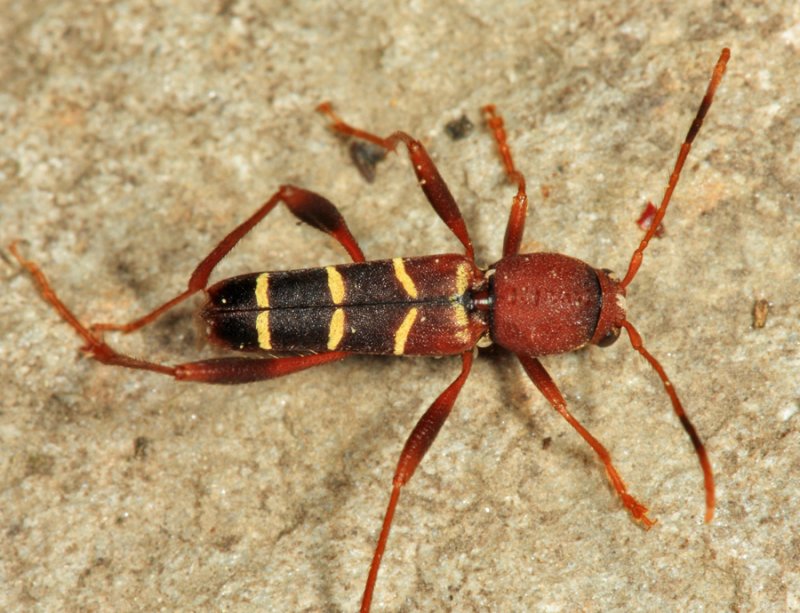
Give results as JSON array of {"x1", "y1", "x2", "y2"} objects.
[
  {"x1": 617, "y1": 49, "x2": 728, "y2": 524},
  {"x1": 620, "y1": 319, "x2": 715, "y2": 522},
  {"x1": 620, "y1": 48, "x2": 729, "y2": 290}
]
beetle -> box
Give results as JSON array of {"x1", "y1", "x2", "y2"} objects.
[{"x1": 11, "y1": 49, "x2": 729, "y2": 612}]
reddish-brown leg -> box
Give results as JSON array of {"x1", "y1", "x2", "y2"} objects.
[
  {"x1": 517, "y1": 353, "x2": 655, "y2": 527},
  {"x1": 10, "y1": 242, "x2": 350, "y2": 383},
  {"x1": 482, "y1": 105, "x2": 529, "y2": 258},
  {"x1": 361, "y1": 350, "x2": 474, "y2": 613},
  {"x1": 317, "y1": 102, "x2": 475, "y2": 262},
  {"x1": 93, "y1": 184, "x2": 366, "y2": 334},
  {"x1": 621, "y1": 320, "x2": 715, "y2": 522}
]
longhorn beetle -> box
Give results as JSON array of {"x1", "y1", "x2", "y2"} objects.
[{"x1": 11, "y1": 49, "x2": 729, "y2": 612}]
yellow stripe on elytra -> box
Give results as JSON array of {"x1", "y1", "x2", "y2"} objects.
[
  {"x1": 452, "y1": 304, "x2": 470, "y2": 343},
  {"x1": 256, "y1": 311, "x2": 272, "y2": 349},
  {"x1": 455, "y1": 263, "x2": 470, "y2": 296},
  {"x1": 255, "y1": 273, "x2": 272, "y2": 349},
  {"x1": 326, "y1": 266, "x2": 345, "y2": 305},
  {"x1": 393, "y1": 258, "x2": 418, "y2": 299},
  {"x1": 394, "y1": 307, "x2": 418, "y2": 355},
  {"x1": 255, "y1": 272, "x2": 270, "y2": 308},
  {"x1": 452, "y1": 304, "x2": 468, "y2": 327},
  {"x1": 328, "y1": 308, "x2": 345, "y2": 350}
]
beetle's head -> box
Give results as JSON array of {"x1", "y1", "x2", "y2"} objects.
[{"x1": 591, "y1": 268, "x2": 626, "y2": 347}]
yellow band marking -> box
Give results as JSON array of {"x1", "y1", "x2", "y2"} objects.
[
  {"x1": 256, "y1": 311, "x2": 272, "y2": 349},
  {"x1": 394, "y1": 307, "x2": 418, "y2": 355},
  {"x1": 328, "y1": 308, "x2": 345, "y2": 350},
  {"x1": 452, "y1": 304, "x2": 470, "y2": 343},
  {"x1": 255, "y1": 273, "x2": 271, "y2": 348},
  {"x1": 452, "y1": 304, "x2": 468, "y2": 327},
  {"x1": 455, "y1": 263, "x2": 470, "y2": 296},
  {"x1": 255, "y1": 273, "x2": 270, "y2": 308},
  {"x1": 393, "y1": 258, "x2": 418, "y2": 299},
  {"x1": 326, "y1": 266, "x2": 345, "y2": 305}
]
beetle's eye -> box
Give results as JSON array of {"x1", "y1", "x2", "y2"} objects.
[{"x1": 597, "y1": 326, "x2": 621, "y2": 347}]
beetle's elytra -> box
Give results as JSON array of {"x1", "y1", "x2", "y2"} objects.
[{"x1": 11, "y1": 48, "x2": 729, "y2": 612}]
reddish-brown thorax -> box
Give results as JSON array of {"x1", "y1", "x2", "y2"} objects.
[{"x1": 489, "y1": 253, "x2": 626, "y2": 355}]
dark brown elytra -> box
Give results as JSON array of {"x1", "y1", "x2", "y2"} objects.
[{"x1": 11, "y1": 49, "x2": 729, "y2": 612}]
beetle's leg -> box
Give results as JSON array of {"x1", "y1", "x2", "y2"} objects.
[
  {"x1": 11, "y1": 241, "x2": 351, "y2": 379},
  {"x1": 85, "y1": 185, "x2": 365, "y2": 335},
  {"x1": 516, "y1": 353, "x2": 655, "y2": 528},
  {"x1": 172, "y1": 352, "x2": 350, "y2": 383},
  {"x1": 482, "y1": 105, "x2": 529, "y2": 258},
  {"x1": 317, "y1": 102, "x2": 474, "y2": 262},
  {"x1": 361, "y1": 350, "x2": 473, "y2": 613}
]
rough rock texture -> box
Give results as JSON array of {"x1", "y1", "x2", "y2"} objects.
[{"x1": 1, "y1": 1, "x2": 797, "y2": 611}]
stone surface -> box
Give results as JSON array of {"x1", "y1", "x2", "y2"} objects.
[{"x1": 1, "y1": 1, "x2": 798, "y2": 611}]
